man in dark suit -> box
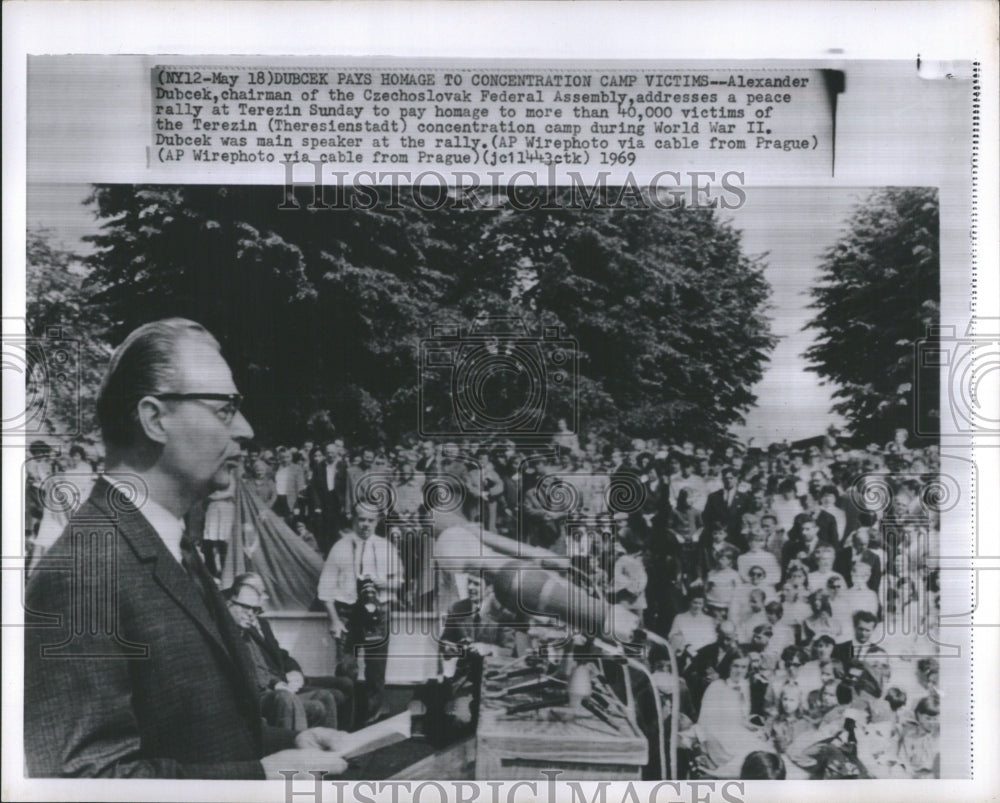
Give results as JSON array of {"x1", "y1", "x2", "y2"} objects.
[
  {"x1": 682, "y1": 619, "x2": 741, "y2": 714},
  {"x1": 24, "y1": 318, "x2": 347, "y2": 779},
  {"x1": 439, "y1": 573, "x2": 528, "y2": 658},
  {"x1": 834, "y1": 528, "x2": 882, "y2": 592},
  {"x1": 309, "y1": 440, "x2": 348, "y2": 555},
  {"x1": 225, "y1": 573, "x2": 354, "y2": 731},
  {"x1": 815, "y1": 486, "x2": 847, "y2": 546},
  {"x1": 780, "y1": 516, "x2": 827, "y2": 571},
  {"x1": 701, "y1": 467, "x2": 750, "y2": 551}
]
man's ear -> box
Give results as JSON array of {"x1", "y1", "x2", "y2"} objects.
[{"x1": 136, "y1": 396, "x2": 170, "y2": 445}]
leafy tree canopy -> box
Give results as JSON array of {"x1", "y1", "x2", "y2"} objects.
[
  {"x1": 804, "y1": 187, "x2": 939, "y2": 444},
  {"x1": 30, "y1": 185, "x2": 780, "y2": 449}
]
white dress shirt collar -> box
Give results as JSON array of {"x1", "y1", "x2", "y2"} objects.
[
  {"x1": 103, "y1": 476, "x2": 187, "y2": 566},
  {"x1": 139, "y1": 497, "x2": 187, "y2": 566}
]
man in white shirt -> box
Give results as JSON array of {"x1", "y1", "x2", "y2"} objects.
[{"x1": 318, "y1": 502, "x2": 402, "y2": 725}]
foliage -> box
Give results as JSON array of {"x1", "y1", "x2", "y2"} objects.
[
  {"x1": 26, "y1": 229, "x2": 111, "y2": 443},
  {"x1": 76, "y1": 185, "x2": 777, "y2": 449},
  {"x1": 804, "y1": 187, "x2": 939, "y2": 443}
]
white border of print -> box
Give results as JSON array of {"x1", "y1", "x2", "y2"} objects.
[{"x1": 3, "y1": 2, "x2": 998, "y2": 802}]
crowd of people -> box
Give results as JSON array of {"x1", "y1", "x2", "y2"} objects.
[{"x1": 25, "y1": 422, "x2": 943, "y2": 778}]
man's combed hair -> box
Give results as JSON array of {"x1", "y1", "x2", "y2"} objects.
[{"x1": 97, "y1": 318, "x2": 220, "y2": 452}]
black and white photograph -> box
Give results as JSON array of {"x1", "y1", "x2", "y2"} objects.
[
  {"x1": 19, "y1": 179, "x2": 951, "y2": 781},
  {"x1": 3, "y1": 4, "x2": 997, "y2": 802}
]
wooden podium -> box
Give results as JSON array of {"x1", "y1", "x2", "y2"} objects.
[{"x1": 474, "y1": 687, "x2": 648, "y2": 780}]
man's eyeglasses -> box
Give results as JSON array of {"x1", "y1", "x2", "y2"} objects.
[
  {"x1": 228, "y1": 599, "x2": 263, "y2": 615},
  {"x1": 153, "y1": 393, "x2": 243, "y2": 425}
]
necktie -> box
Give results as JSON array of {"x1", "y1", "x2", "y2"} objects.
[
  {"x1": 357, "y1": 537, "x2": 376, "y2": 579},
  {"x1": 180, "y1": 534, "x2": 215, "y2": 611}
]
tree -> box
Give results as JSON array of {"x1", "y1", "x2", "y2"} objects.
[
  {"x1": 81, "y1": 185, "x2": 776, "y2": 448},
  {"x1": 84, "y1": 186, "x2": 453, "y2": 445},
  {"x1": 452, "y1": 192, "x2": 776, "y2": 445},
  {"x1": 804, "y1": 187, "x2": 939, "y2": 444},
  {"x1": 26, "y1": 229, "x2": 112, "y2": 443}
]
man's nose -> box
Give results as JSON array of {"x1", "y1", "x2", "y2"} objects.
[{"x1": 231, "y1": 409, "x2": 254, "y2": 441}]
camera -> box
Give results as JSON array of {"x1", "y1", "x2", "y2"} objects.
[
  {"x1": 356, "y1": 576, "x2": 386, "y2": 643},
  {"x1": 418, "y1": 316, "x2": 578, "y2": 437}
]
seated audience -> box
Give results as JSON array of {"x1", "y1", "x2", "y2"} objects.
[{"x1": 226, "y1": 573, "x2": 354, "y2": 731}]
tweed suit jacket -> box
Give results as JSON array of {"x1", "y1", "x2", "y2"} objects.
[{"x1": 24, "y1": 478, "x2": 296, "y2": 778}]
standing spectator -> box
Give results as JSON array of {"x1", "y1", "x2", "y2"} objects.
[
  {"x1": 684, "y1": 620, "x2": 741, "y2": 711},
  {"x1": 702, "y1": 468, "x2": 750, "y2": 551},
  {"x1": 764, "y1": 600, "x2": 797, "y2": 658},
  {"x1": 310, "y1": 441, "x2": 347, "y2": 555},
  {"x1": 345, "y1": 447, "x2": 376, "y2": 513},
  {"x1": 668, "y1": 487, "x2": 705, "y2": 590},
  {"x1": 738, "y1": 531, "x2": 782, "y2": 588},
  {"x1": 731, "y1": 566, "x2": 775, "y2": 624},
  {"x1": 391, "y1": 452, "x2": 425, "y2": 518},
  {"x1": 842, "y1": 562, "x2": 880, "y2": 619},
  {"x1": 826, "y1": 574, "x2": 856, "y2": 636},
  {"x1": 25, "y1": 440, "x2": 56, "y2": 543},
  {"x1": 735, "y1": 589, "x2": 769, "y2": 643},
  {"x1": 317, "y1": 503, "x2": 402, "y2": 726},
  {"x1": 816, "y1": 486, "x2": 846, "y2": 545},
  {"x1": 836, "y1": 528, "x2": 882, "y2": 592},
  {"x1": 463, "y1": 448, "x2": 504, "y2": 526},
  {"x1": 808, "y1": 544, "x2": 845, "y2": 591},
  {"x1": 291, "y1": 518, "x2": 321, "y2": 553},
  {"x1": 782, "y1": 518, "x2": 826, "y2": 571},
  {"x1": 779, "y1": 556, "x2": 812, "y2": 606},
  {"x1": 273, "y1": 447, "x2": 307, "y2": 524},
  {"x1": 759, "y1": 513, "x2": 786, "y2": 567},
  {"x1": 834, "y1": 611, "x2": 889, "y2": 691},
  {"x1": 249, "y1": 459, "x2": 277, "y2": 508},
  {"x1": 705, "y1": 546, "x2": 741, "y2": 612},
  {"x1": 31, "y1": 444, "x2": 97, "y2": 569},
  {"x1": 800, "y1": 590, "x2": 843, "y2": 646},
  {"x1": 771, "y1": 478, "x2": 804, "y2": 536},
  {"x1": 670, "y1": 589, "x2": 718, "y2": 654}
]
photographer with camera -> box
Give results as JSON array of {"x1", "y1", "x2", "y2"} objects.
[{"x1": 318, "y1": 502, "x2": 402, "y2": 727}]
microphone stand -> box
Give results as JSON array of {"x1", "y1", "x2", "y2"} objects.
[{"x1": 590, "y1": 632, "x2": 675, "y2": 780}]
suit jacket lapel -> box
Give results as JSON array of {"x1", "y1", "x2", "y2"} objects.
[
  {"x1": 90, "y1": 479, "x2": 260, "y2": 706},
  {"x1": 250, "y1": 624, "x2": 283, "y2": 671}
]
